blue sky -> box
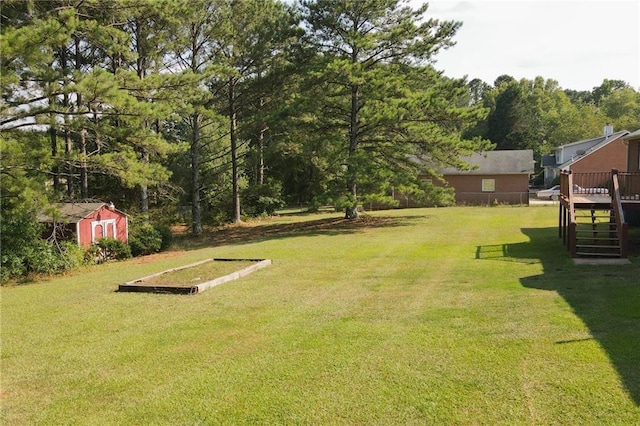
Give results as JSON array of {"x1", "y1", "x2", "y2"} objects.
[{"x1": 423, "y1": 0, "x2": 640, "y2": 91}]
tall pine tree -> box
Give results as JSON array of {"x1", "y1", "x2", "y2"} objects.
[{"x1": 302, "y1": 0, "x2": 489, "y2": 218}]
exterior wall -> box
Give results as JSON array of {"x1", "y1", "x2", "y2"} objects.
[
  {"x1": 543, "y1": 167, "x2": 560, "y2": 187},
  {"x1": 441, "y1": 174, "x2": 530, "y2": 205},
  {"x1": 628, "y1": 139, "x2": 640, "y2": 173},
  {"x1": 556, "y1": 140, "x2": 601, "y2": 164},
  {"x1": 569, "y1": 137, "x2": 628, "y2": 173},
  {"x1": 77, "y1": 206, "x2": 128, "y2": 247}
]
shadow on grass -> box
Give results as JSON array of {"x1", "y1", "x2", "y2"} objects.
[
  {"x1": 478, "y1": 227, "x2": 640, "y2": 406},
  {"x1": 173, "y1": 214, "x2": 423, "y2": 251}
]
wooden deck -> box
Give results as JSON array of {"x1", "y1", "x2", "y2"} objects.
[
  {"x1": 571, "y1": 194, "x2": 611, "y2": 205},
  {"x1": 569, "y1": 194, "x2": 639, "y2": 207},
  {"x1": 558, "y1": 170, "x2": 640, "y2": 258}
]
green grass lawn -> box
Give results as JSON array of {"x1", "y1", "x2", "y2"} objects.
[{"x1": 2, "y1": 206, "x2": 639, "y2": 425}]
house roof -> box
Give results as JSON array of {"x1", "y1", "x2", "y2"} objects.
[
  {"x1": 623, "y1": 129, "x2": 640, "y2": 141},
  {"x1": 557, "y1": 131, "x2": 624, "y2": 150},
  {"x1": 40, "y1": 203, "x2": 124, "y2": 223},
  {"x1": 439, "y1": 150, "x2": 535, "y2": 175},
  {"x1": 558, "y1": 130, "x2": 629, "y2": 170}
]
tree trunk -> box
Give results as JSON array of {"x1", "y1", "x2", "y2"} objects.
[
  {"x1": 80, "y1": 128, "x2": 88, "y2": 199},
  {"x1": 135, "y1": 20, "x2": 150, "y2": 215},
  {"x1": 50, "y1": 121, "x2": 60, "y2": 192},
  {"x1": 60, "y1": 47, "x2": 75, "y2": 198},
  {"x1": 140, "y1": 149, "x2": 149, "y2": 214},
  {"x1": 346, "y1": 83, "x2": 359, "y2": 219},
  {"x1": 230, "y1": 77, "x2": 242, "y2": 223},
  {"x1": 257, "y1": 97, "x2": 266, "y2": 186},
  {"x1": 75, "y1": 36, "x2": 89, "y2": 199},
  {"x1": 191, "y1": 113, "x2": 203, "y2": 235}
]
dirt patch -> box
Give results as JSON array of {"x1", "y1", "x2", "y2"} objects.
[
  {"x1": 131, "y1": 250, "x2": 185, "y2": 264},
  {"x1": 138, "y1": 259, "x2": 255, "y2": 287},
  {"x1": 119, "y1": 258, "x2": 272, "y2": 294}
]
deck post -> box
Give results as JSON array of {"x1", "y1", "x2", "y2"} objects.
[
  {"x1": 569, "y1": 222, "x2": 577, "y2": 257},
  {"x1": 558, "y1": 202, "x2": 563, "y2": 239}
]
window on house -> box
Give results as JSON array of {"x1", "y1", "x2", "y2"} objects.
[{"x1": 482, "y1": 179, "x2": 495, "y2": 192}]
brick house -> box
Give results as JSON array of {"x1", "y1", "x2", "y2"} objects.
[
  {"x1": 541, "y1": 128, "x2": 630, "y2": 186},
  {"x1": 434, "y1": 150, "x2": 535, "y2": 205},
  {"x1": 625, "y1": 129, "x2": 640, "y2": 173}
]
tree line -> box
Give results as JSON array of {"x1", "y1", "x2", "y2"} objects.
[{"x1": 2, "y1": 0, "x2": 639, "y2": 280}]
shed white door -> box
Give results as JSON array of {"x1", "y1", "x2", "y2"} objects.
[{"x1": 91, "y1": 219, "x2": 116, "y2": 242}]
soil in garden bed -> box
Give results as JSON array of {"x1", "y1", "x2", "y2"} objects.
[{"x1": 135, "y1": 259, "x2": 257, "y2": 287}]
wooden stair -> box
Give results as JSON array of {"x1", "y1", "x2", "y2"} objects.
[
  {"x1": 574, "y1": 208, "x2": 622, "y2": 258},
  {"x1": 559, "y1": 170, "x2": 631, "y2": 259}
]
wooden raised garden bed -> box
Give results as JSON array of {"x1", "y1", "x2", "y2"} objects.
[{"x1": 118, "y1": 258, "x2": 272, "y2": 295}]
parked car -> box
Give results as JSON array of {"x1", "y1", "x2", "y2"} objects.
[
  {"x1": 536, "y1": 184, "x2": 609, "y2": 200},
  {"x1": 536, "y1": 185, "x2": 561, "y2": 200}
]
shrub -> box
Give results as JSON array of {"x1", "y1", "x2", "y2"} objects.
[
  {"x1": 59, "y1": 241, "x2": 88, "y2": 268},
  {"x1": 0, "y1": 205, "x2": 55, "y2": 282},
  {"x1": 241, "y1": 180, "x2": 285, "y2": 217},
  {"x1": 128, "y1": 221, "x2": 163, "y2": 256},
  {"x1": 155, "y1": 224, "x2": 173, "y2": 251},
  {"x1": 95, "y1": 238, "x2": 132, "y2": 261}
]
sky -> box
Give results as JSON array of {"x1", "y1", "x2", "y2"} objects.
[{"x1": 421, "y1": 0, "x2": 640, "y2": 91}]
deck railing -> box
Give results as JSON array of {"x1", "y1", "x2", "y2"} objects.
[
  {"x1": 617, "y1": 172, "x2": 640, "y2": 200},
  {"x1": 562, "y1": 171, "x2": 612, "y2": 196},
  {"x1": 611, "y1": 171, "x2": 628, "y2": 258},
  {"x1": 559, "y1": 171, "x2": 577, "y2": 256}
]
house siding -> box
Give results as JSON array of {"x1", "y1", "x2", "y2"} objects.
[
  {"x1": 568, "y1": 137, "x2": 628, "y2": 173},
  {"x1": 628, "y1": 139, "x2": 640, "y2": 173},
  {"x1": 441, "y1": 174, "x2": 530, "y2": 205}
]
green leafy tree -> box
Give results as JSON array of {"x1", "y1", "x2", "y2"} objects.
[
  {"x1": 1, "y1": 1, "x2": 176, "y2": 207},
  {"x1": 600, "y1": 87, "x2": 640, "y2": 132},
  {"x1": 206, "y1": 0, "x2": 301, "y2": 223},
  {"x1": 301, "y1": 0, "x2": 489, "y2": 218},
  {"x1": 165, "y1": 0, "x2": 230, "y2": 235},
  {"x1": 484, "y1": 76, "x2": 610, "y2": 162}
]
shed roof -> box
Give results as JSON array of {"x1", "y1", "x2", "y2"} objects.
[
  {"x1": 40, "y1": 203, "x2": 124, "y2": 223},
  {"x1": 439, "y1": 150, "x2": 535, "y2": 175}
]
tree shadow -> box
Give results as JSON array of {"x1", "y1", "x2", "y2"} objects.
[
  {"x1": 173, "y1": 214, "x2": 424, "y2": 250},
  {"x1": 477, "y1": 227, "x2": 640, "y2": 405}
]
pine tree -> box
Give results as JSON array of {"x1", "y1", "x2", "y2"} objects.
[
  {"x1": 209, "y1": 0, "x2": 301, "y2": 223},
  {"x1": 301, "y1": 0, "x2": 489, "y2": 218}
]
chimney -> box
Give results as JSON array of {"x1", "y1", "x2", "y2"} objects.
[{"x1": 604, "y1": 123, "x2": 613, "y2": 137}]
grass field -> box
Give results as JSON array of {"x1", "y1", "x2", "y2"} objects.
[{"x1": 2, "y1": 206, "x2": 639, "y2": 424}]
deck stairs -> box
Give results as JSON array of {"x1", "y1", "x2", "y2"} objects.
[
  {"x1": 573, "y1": 207, "x2": 622, "y2": 258},
  {"x1": 559, "y1": 170, "x2": 636, "y2": 259}
]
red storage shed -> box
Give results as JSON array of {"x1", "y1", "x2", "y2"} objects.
[{"x1": 42, "y1": 203, "x2": 129, "y2": 247}]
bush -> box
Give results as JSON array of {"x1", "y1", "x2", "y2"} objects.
[
  {"x1": 95, "y1": 238, "x2": 132, "y2": 261},
  {"x1": 156, "y1": 224, "x2": 173, "y2": 251},
  {"x1": 128, "y1": 221, "x2": 163, "y2": 256},
  {"x1": 241, "y1": 180, "x2": 285, "y2": 217},
  {"x1": 0, "y1": 204, "x2": 50, "y2": 282}
]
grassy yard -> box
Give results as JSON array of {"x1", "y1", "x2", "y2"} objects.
[{"x1": 2, "y1": 206, "x2": 639, "y2": 424}]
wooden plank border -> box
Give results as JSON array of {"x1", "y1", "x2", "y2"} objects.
[{"x1": 118, "y1": 258, "x2": 272, "y2": 295}]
